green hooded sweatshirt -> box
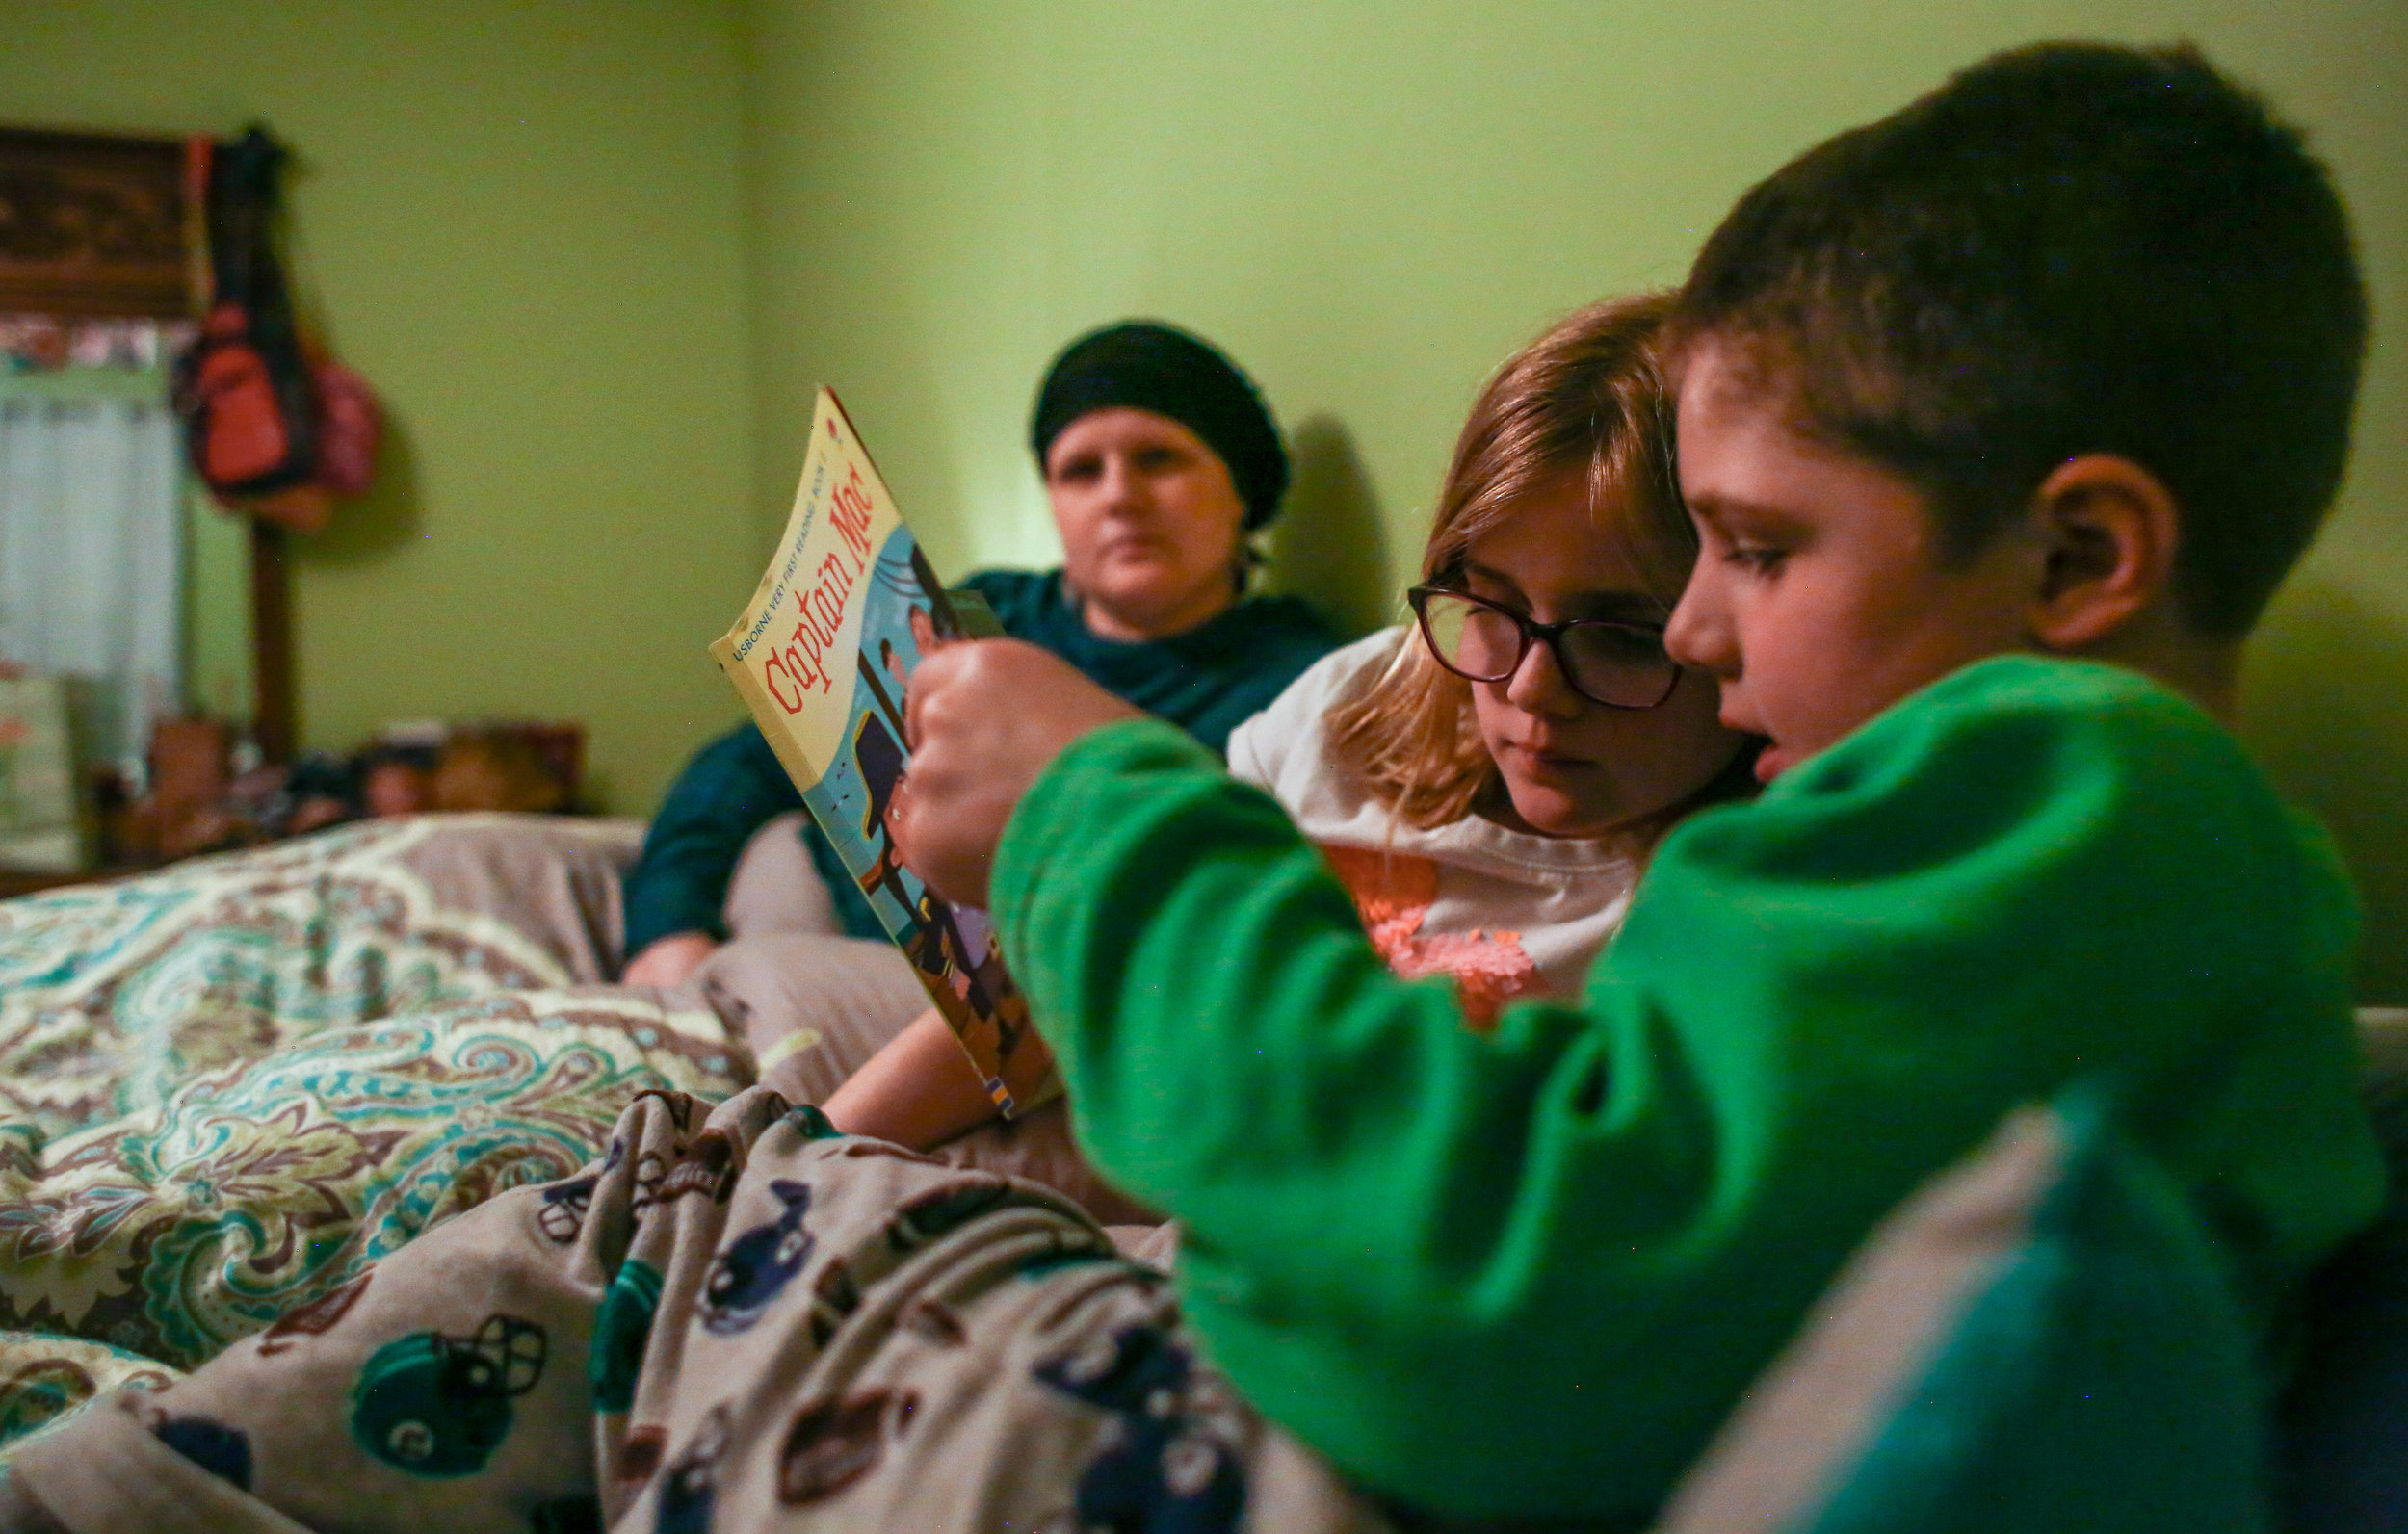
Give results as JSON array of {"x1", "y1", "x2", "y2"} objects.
[{"x1": 990, "y1": 655, "x2": 2382, "y2": 1523}]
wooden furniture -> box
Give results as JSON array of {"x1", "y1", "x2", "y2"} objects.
[
  {"x1": 0, "y1": 128, "x2": 188, "y2": 318},
  {"x1": 0, "y1": 867, "x2": 117, "y2": 898}
]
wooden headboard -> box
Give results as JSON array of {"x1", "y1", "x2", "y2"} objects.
[{"x1": 0, "y1": 128, "x2": 191, "y2": 319}]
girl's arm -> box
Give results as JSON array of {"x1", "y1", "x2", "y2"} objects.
[{"x1": 820, "y1": 1005, "x2": 1014, "y2": 1150}]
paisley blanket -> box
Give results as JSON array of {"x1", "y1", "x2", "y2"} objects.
[{"x1": 0, "y1": 816, "x2": 748, "y2": 1444}]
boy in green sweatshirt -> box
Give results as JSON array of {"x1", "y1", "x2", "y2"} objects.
[{"x1": 891, "y1": 41, "x2": 2384, "y2": 1524}]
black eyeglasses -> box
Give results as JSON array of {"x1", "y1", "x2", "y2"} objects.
[{"x1": 1407, "y1": 585, "x2": 1681, "y2": 710}]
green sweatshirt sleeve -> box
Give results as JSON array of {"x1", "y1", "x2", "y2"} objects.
[{"x1": 989, "y1": 656, "x2": 2382, "y2": 1522}]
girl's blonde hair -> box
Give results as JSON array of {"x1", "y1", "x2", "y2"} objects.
[{"x1": 1325, "y1": 292, "x2": 1694, "y2": 829}]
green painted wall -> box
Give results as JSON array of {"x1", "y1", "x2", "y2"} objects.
[
  {"x1": 742, "y1": 0, "x2": 2408, "y2": 1001},
  {"x1": 1, "y1": 0, "x2": 758, "y2": 811}
]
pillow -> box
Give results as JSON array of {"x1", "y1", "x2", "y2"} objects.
[{"x1": 1659, "y1": 1085, "x2": 2270, "y2": 1534}]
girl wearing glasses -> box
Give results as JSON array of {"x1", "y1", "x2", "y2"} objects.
[
  {"x1": 1227, "y1": 291, "x2": 1755, "y2": 1027},
  {"x1": 822, "y1": 293, "x2": 1753, "y2": 1169}
]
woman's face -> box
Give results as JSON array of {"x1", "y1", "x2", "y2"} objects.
[
  {"x1": 1045, "y1": 407, "x2": 1248, "y2": 642},
  {"x1": 1453, "y1": 475, "x2": 1750, "y2": 838}
]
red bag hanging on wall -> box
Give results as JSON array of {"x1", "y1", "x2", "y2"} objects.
[
  {"x1": 309, "y1": 353, "x2": 379, "y2": 499},
  {"x1": 174, "y1": 126, "x2": 319, "y2": 498},
  {"x1": 172, "y1": 125, "x2": 380, "y2": 529},
  {"x1": 184, "y1": 304, "x2": 297, "y2": 487}
]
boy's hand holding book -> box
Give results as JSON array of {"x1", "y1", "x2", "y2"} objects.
[
  {"x1": 713, "y1": 389, "x2": 1121, "y2": 1115},
  {"x1": 894, "y1": 638, "x2": 1141, "y2": 908}
]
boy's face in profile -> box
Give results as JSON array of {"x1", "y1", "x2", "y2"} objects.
[{"x1": 1664, "y1": 338, "x2": 2038, "y2": 782}]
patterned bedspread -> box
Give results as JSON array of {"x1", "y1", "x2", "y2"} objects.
[{"x1": 0, "y1": 815, "x2": 748, "y2": 1446}]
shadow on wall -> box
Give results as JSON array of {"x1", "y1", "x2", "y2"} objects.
[
  {"x1": 279, "y1": 231, "x2": 422, "y2": 569},
  {"x1": 306, "y1": 417, "x2": 423, "y2": 566},
  {"x1": 1270, "y1": 415, "x2": 1394, "y2": 638},
  {"x1": 2242, "y1": 577, "x2": 2408, "y2": 1005}
]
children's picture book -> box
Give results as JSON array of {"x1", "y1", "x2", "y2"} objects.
[{"x1": 712, "y1": 388, "x2": 1058, "y2": 1117}]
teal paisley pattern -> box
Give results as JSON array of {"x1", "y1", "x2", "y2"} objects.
[
  {"x1": 0, "y1": 1331, "x2": 178, "y2": 1451},
  {"x1": 0, "y1": 815, "x2": 643, "y2": 1141},
  {"x1": 0, "y1": 817, "x2": 747, "y2": 1441}
]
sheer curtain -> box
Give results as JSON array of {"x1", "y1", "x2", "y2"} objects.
[{"x1": 0, "y1": 386, "x2": 184, "y2": 769}]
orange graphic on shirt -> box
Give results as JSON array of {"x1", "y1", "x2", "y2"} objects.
[{"x1": 1318, "y1": 845, "x2": 1537, "y2": 1031}]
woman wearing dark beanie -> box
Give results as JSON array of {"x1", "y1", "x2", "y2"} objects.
[{"x1": 622, "y1": 321, "x2": 1337, "y2": 986}]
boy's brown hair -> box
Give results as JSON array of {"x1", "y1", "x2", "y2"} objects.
[
  {"x1": 1327, "y1": 293, "x2": 1701, "y2": 828},
  {"x1": 1675, "y1": 41, "x2": 2366, "y2": 638}
]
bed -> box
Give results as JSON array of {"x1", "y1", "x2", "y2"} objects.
[
  {"x1": 0, "y1": 814, "x2": 747, "y2": 1445},
  {"x1": 4, "y1": 814, "x2": 2404, "y2": 1531}
]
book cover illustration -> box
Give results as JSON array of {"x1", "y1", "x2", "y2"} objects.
[{"x1": 711, "y1": 388, "x2": 1054, "y2": 1116}]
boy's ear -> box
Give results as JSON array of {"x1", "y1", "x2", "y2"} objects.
[{"x1": 2025, "y1": 454, "x2": 2182, "y2": 650}]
